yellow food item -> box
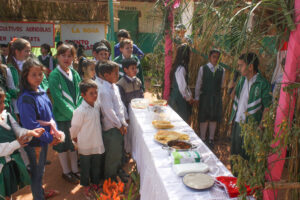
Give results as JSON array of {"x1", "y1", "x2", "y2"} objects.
[
  {"x1": 152, "y1": 120, "x2": 174, "y2": 129},
  {"x1": 154, "y1": 130, "x2": 189, "y2": 144},
  {"x1": 152, "y1": 99, "x2": 167, "y2": 106}
]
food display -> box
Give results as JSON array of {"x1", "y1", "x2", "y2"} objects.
[
  {"x1": 167, "y1": 140, "x2": 191, "y2": 150},
  {"x1": 151, "y1": 99, "x2": 167, "y2": 106},
  {"x1": 183, "y1": 173, "x2": 215, "y2": 190},
  {"x1": 152, "y1": 120, "x2": 174, "y2": 129},
  {"x1": 171, "y1": 150, "x2": 201, "y2": 164},
  {"x1": 131, "y1": 98, "x2": 149, "y2": 109},
  {"x1": 154, "y1": 130, "x2": 189, "y2": 145}
]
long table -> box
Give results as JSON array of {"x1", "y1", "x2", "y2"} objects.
[{"x1": 126, "y1": 105, "x2": 233, "y2": 200}]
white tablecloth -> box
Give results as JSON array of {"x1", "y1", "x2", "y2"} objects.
[{"x1": 126, "y1": 105, "x2": 233, "y2": 200}]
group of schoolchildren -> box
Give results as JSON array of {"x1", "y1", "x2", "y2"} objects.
[
  {"x1": 0, "y1": 26, "x2": 273, "y2": 200},
  {"x1": 0, "y1": 28, "x2": 145, "y2": 200}
]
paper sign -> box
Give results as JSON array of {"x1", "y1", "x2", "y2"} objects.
[{"x1": 0, "y1": 21, "x2": 55, "y2": 47}]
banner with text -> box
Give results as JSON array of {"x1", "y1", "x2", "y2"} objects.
[
  {"x1": 60, "y1": 23, "x2": 106, "y2": 56},
  {"x1": 0, "y1": 21, "x2": 55, "y2": 47}
]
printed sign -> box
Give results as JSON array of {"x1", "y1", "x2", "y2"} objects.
[
  {"x1": 0, "y1": 21, "x2": 55, "y2": 47},
  {"x1": 60, "y1": 23, "x2": 106, "y2": 56}
]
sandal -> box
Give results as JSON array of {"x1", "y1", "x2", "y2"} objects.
[{"x1": 45, "y1": 189, "x2": 60, "y2": 199}]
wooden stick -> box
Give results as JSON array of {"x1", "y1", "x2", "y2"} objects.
[{"x1": 264, "y1": 182, "x2": 300, "y2": 190}]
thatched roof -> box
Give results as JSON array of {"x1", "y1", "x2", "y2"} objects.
[{"x1": 0, "y1": 0, "x2": 108, "y2": 23}]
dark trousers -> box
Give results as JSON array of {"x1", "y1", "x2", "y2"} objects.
[
  {"x1": 231, "y1": 122, "x2": 249, "y2": 160},
  {"x1": 79, "y1": 154, "x2": 103, "y2": 186},
  {"x1": 102, "y1": 128, "x2": 123, "y2": 179}
]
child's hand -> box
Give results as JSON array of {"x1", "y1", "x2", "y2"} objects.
[
  {"x1": 188, "y1": 99, "x2": 194, "y2": 105},
  {"x1": 73, "y1": 138, "x2": 77, "y2": 143},
  {"x1": 50, "y1": 137, "x2": 61, "y2": 146},
  {"x1": 17, "y1": 135, "x2": 30, "y2": 147},
  {"x1": 120, "y1": 126, "x2": 127, "y2": 135},
  {"x1": 193, "y1": 100, "x2": 199, "y2": 105},
  {"x1": 126, "y1": 120, "x2": 130, "y2": 124},
  {"x1": 28, "y1": 128, "x2": 45, "y2": 138}
]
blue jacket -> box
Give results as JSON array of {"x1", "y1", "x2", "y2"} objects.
[
  {"x1": 114, "y1": 43, "x2": 144, "y2": 59},
  {"x1": 17, "y1": 87, "x2": 54, "y2": 146}
]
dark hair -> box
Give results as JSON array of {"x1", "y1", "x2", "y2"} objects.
[
  {"x1": 7, "y1": 38, "x2": 30, "y2": 73},
  {"x1": 209, "y1": 49, "x2": 221, "y2": 57},
  {"x1": 121, "y1": 58, "x2": 137, "y2": 69},
  {"x1": 239, "y1": 52, "x2": 259, "y2": 72},
  {"x1": 56, "y1": 43, "x2": 76, "y2": 57},
  {"x1": 95, "y1": 45, "x2": 109, "y2": 53},
  {"x1": 117, "y1": 29, "x2": 131, "y2": 39},
  {"x1": 79, "y1": 79, "x2": 97, "y2": 94},
  {"x1": 78, "y1": 57, "x2": 95, "y2": 77},
  {"x1": 98, "y1": 61, "x2": 119, "y2": 76},
  {"x1": 77, "y1": 44, "x2": 86, "y2": 58},
  {"x1": 100, "y1": 39, "x2": 111, "y2": 55},
  {"x1": 170, "y1": 44, "x2": 191, "y2": 84},
  {"x1": 66, "y1": 40, "x2": 78, "y2": 50},
  {"x1": 56, "y1": 41, "x2": 63, "y2": 49},
  {"x1": 41, "y1": 43, "x2": 52, "y2": 56},
  {"x1": 0, "y1": 44, "x2": 8, "y2": 48},
  {"x1": 92, "y1": 41, "x2": 101, "y2": 52},
  {"x1": 20, "y1": 58, "x2": 44, "y2": 91},
  {"x1": 120, "y1": 38, "x2": 133, "y2": 48}
]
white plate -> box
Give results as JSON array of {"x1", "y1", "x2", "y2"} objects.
[{"x1": 183, "y1": 173, "x2": 214, "y2": 190}]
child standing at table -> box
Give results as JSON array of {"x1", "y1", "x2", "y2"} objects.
[
  {"x1": 70, "y1": 80, "x2": 104, "y2": 198},
  {"x1": 168, "y1": 44, "x2": 193, "y2": 123},
  {"x1": 49, "y1": 44, "x2": 82, "y2": 184},
  {"x1": 18, "y1": 58, "x2": 62, "y2": 199},
  {"x1": 0, "y1": 88, "x2": 44, "y2": 200},
  {"x1": 117, "y1": 58, "x2": 144, "y2": 109},
  {"x1": 194, "y1": 49, "x2": 225, "y2": 147},
  {"x1": 114, "y1": 39, "x2": 145, "y2": 90},
  {"x1": 99, "y1": 61, "x2": 127, "y2": 180},
  {"x1": 38, "y1": 43, "x2": 54, "y2": 71},
  {"x1": 77, "y1": 57, "x2": 96, "y2": 81}
]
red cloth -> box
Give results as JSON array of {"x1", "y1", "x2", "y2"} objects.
[{"x1": 216, "y1": 176, "x2": 254, "y2": 198}]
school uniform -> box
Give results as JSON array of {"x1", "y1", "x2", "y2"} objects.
[
  {"x1": 100, "y1": 80, "x2": 127, "y2": 179},
  {"x1": 195, "y1": 62, "x2": 225, "y2": 122},
  {"x1": 168, "y1": 66, "x2": 192, "y2": 123},
  {"x1": 70, "y1": 100, "x2": 105, "y2": 186},
  {"x1": 114, "y1": 54, "x2": 145, "y2": 90},
  {"x1": 230, "y1": 73, "x2": 272, "y2": 159},
  {"x1": 38, "y1": 55, "x2": 54, "y2": 71},
  {"x1": 0, "y1": 110, "x2": 31, "y2": 198},
  {"x1": 49, "y1": 66, "x2": 82, "y2": 153},
  {"x1": 117, "y1": 75, "x2": 144, "y2": 109}
]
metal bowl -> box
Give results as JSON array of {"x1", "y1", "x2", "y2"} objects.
[{"x1": 162, "y1": 140, "x2": 196, "y2": 152}]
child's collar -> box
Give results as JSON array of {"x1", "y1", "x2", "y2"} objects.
[{"x1": 122, "y1": 54, "x2": 132, "y2": 60}]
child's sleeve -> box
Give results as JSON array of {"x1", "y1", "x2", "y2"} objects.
[
  {"x1": 18, "y1": 96, "x2": 53, "y2": 144},
  {"x1": 117, "y1": 84, "x2": 127, "y2": 107},
  {"x1": 133, "y1": 44, "x2": 144, "y2": 59},
  {"x1": 0, "y1": 140, "x2": 21, "y2": 157},
  {"x1": 70, "y1": 109, "x2": 83, "y2": 139},
  {"x1": 175, "y1": 67, "x2": 192, "y2": 101},
  {"x1": 195, "y1": 67, "x2": 203, "y2": 101},
  {"x1": 100, "y1": 90, "x2": 123, "y2": 129},
  {"x1": 48, "y1": 73, "x2": 74, "y2": 119},
  {"x1": 9, "y1": 113, "x2": 29, "y2": 138}
]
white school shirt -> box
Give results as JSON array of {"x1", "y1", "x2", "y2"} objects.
[
  {"x1": 57, "y1": 65, "x2": 73, "y2": 81},
  {"x1": 0, "y1": 110, "x2": 30, "y2": 157},
  {"x1": 235, "y1": 74, "x2": 258, "y2": 123},
  {"x1": 70, "y1": 100, "x2": 105, "y2": 155},
  {"x1": 195, "y1": 62, "x2": 225, "y2": 100},
  {"x1": 100, "y1": 80, "x2": 128, "y2": 131},
  {"x1": 175, "y1": 66, "x2": 192, "y2": 101}
]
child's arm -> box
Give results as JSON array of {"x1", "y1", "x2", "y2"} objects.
[
  {"x1": 70, "y1": 109, "x2": 83, "y2": 140},
  {"x1": 0, "y1": 138, "x2": 25, "y2": 157},
  {"x1": 100, "y1": 90, "x2": 123, "y2": 129},
  {"x1": 133, "y1": 44, "x2": 144, "y2": 59},
  {"x1": 18, "y1": 96, "x2": 53, "y2": 144},
  {"x1": 175, "y1": 67, "x2": 193, "y2": 101},
  {"x1": 48, "y1": 73, "x2": 74, "y2": 119}
]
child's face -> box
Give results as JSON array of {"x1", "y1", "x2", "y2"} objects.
[
  {"x1": 82, "y1": 87, "x2": 98, "y2": 107},
  {"x1": 84, "y1": 64, "x2": 96, "y2": 79},
  {"x1": 104, "y1": 67, "x2": 119, "y2": 83},
  {"x1": 0, "y1": 95, "x2": 5, "y2": 114},
  {"x1": 120, "y1": 43, "x2": 133, "y2": 58},
  {"x1": 95, "y1": 50, "x2": 109, "y2": 62},
  {"x1": 27, "y1": 66, "x2": 44, "y2": 91},
  {"x1": 15, "y1": 43, "x2": 31, "y2": 61},
  {"x1": 40, "y1": 47, "x2": 48, "y2": 55},
  {"x1": 209, "y1": 52, "x2": 220, "y2": 66},
  {"x1": 124, "y1": 65, "x2": 137, "y2": 78},
  {"x1": 1, "y1": 46, "x2": 8, "y2": 56},
  {"x1": 57, "y1": 50, "x2": 74, "y2": 69},
  {"x1": 238, "y1": 59, "x2": 253, "y2": 77}
]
